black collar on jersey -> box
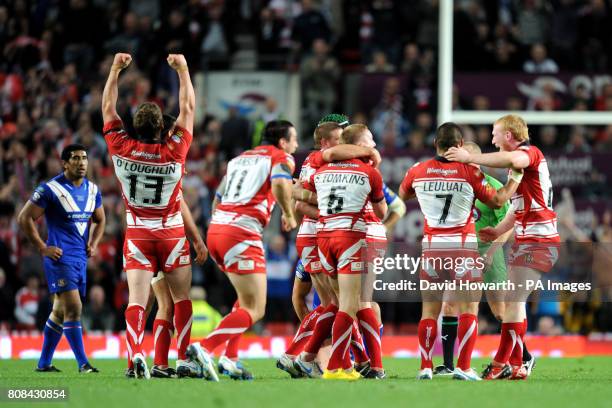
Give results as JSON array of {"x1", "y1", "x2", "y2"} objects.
[
  {"x1": 434, "y1": 155, "x2": 451, "y2": 163},
  {"x1": 518, "y1": 141, "x2": 531, "y2": 147}
]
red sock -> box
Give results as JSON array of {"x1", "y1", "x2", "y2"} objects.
[
  {"x1": 509, "y1": 321, "x2": 526, "y2": 367},
  {"x1": 350, "y1": 322, "x2": 369, "y2": 364},
  {"x1": 494, "y1": 322, "x2": 524, "y2": 365},
  {"x1": 286, "y1": 306, "x2": 323, "y2": 356},
  {"x1": 418, "y1": 318, "x2": 437, "y2": 369},
  {"x1": 153, "y1": 319, "x2": 173, "y2": 366},
  {"x1": 357, "y1": 308, "x2": 383, "y2": 369},
  {"x1": 303, "y1": 304, "x2": 338, "y2": 355},
  {"x1": 327, "y1": 311, "x2": 354, "y2": 371},
  {"x1": 201, "y1": 308, "x2": 252, "y2": 354},
  {"x1": 457, "y1": 314, "x2": 478, "y2": 370},
  {"x1": 173, "y1": 300, "x2": 193, "y2": 360},
  {"x1": 125, "y1": 304, "x2": 146, "y2": 361},
  {"x1": 223, "y1": 301, "x2": 241, "y2": 360}
]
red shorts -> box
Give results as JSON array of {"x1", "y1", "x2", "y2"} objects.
[
  {"x1": 123, "y1": 238, "x2": 190, "y2": 273},
  {"x1": 296, "y1": 235, "x2": 323, "y2": 275},
  {"x1": 207, "y1": 225, "x2": 266, "y2": 274},
  {"x1": 508, "y1": 242, "x2": 559, "y2": 273},
  {"x1": 419, "y1": 248, "x2": 483, "y2": 282},
  {"x1": 316, "y1": 233, "x2": 366, "y2": 276}
]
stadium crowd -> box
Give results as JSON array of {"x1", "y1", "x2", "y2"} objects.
[{"x1": 1, "y1": 0, "x2": 611, "y2": 336}]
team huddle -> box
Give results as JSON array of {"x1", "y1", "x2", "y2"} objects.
[{"x1": 21, "y1": 53, "x2": 559, "y2": 381}]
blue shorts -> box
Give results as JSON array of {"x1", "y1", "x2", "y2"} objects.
[{"x1": 44, "y1": 259, "x2": 87, "y2": 297}]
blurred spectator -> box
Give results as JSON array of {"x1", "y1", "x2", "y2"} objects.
[
  {"x1": 365, "y1": 50, "x2": 395, "y2": 73},
  {"x1": 536, "y1": 315, "x2": 563, "y2": 335},
  {"x1": 292, "y1": 0, "x2": 331, "y2": 53},
  {"x1": 200, "y1": 5, "x2": 231, "y2": 70},
  {"x1": 595, "y1": 210, "x2": 612, "y2": 242},
  {"x1": 370, "y1": 77, "x2": 409, "y2": 149},
  {"x1": 0, "y1": 268, "x2": 15, "y2": 329},
  {"x1": 300, "y1": 38, "x2": 340, "y2": 126},
  {"x1": 399, "y1": 43, "x2": 420, "y2": 74},
  {"x1": 190, "y1": 286, "x2": 223, "y2": 338},
  {"x1": 539, "y1": 125, "x2": 559, "y2": 150},
  {"x1": 257, "y1": 7, "x2": 286, "y2": 69},
  {"x1": 566, "y1": 126, "x2": 591, "y2": 153},
  {"x1": 472, "y1": 95, "x2": 491, "y2": 110},
  {"x1": 252, "y1": 97, "x2": 284, "y2": 147},
  {"x1": 515, "y1": 0, "x2": 550, "y2": 46},
  {"x1": 219, "y1": 106, "x2": 252, "y2": 159},
  {"x1": 82, "y1": 285, "x2": 114, "y2": 332},
  {"x1": 523, "y1": 43, "x2": 559, "y2": 73},
  {"x1": 265, "y1": 235, "x2": 296, "y2": 322},
  {"x1": 14, "y1": 274, "x2": 40, "y2": 330}
]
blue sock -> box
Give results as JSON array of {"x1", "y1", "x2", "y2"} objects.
[
  {"x1": 38, "y1": 319, "x2": 63, "y2": 368},
  {"x1": 63, "y1": 321, "x2": 88, "y2": 367}
]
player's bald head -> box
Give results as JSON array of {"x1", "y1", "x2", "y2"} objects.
[
  {"x1": 463, "y1": 142, "x2": 481, "y2": 154},
  {"x1": 435, "y1": 122, "x2": 463, "y2": 153}
]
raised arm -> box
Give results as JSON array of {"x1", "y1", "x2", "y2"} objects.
[
  {"x1": 102, "y1": 53, "x2": 132, "y2": 124},
  {"x1": 167, "y1": 54, "x2": 195, "y2": 134}
]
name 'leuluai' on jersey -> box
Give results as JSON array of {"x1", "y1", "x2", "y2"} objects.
[
  {"x1": 30, "y1": 173, "x2": 102, "y2": 262},
  {"x1": 401, "y1": 156, "x2": 496, "y2": 243},
  {"x1": 212, "y1": 144, "x2": 295, "y2": 236},
  {"x1": 306, "y1": 159, "x2": 384, "y2": 235}
]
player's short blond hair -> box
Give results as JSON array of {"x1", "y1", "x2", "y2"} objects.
[
  {"x1": 314, "y1": 122, "x2": 343, "y2": 149},
  {"x1": 341, "y1": 124, "x2": 368, "y2": 145},
  {"x1": 495, "y1": 114, "x2": 529, "y2": 142}
]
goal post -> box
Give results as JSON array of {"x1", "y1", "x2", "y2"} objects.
[{"x1": 437, "y1": 0, "x2": 612, "y2": 126}]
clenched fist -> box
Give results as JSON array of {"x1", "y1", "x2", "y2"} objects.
[
  {"x1": 112, "y1": 53, "x2": 132, "y2": 70},
  {"x1": 167, "y1": 54, "x2": 188, "y2": 71}
]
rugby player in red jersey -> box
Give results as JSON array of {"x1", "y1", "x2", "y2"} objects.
[
  {"x1": 303, "y1": 124, "x2": 387, "y2": 380},
  {"x1": 186, "y1": 120, "x2": 298, "y2": 381},
  {"x1": 445, "y1": 114, "x2": 559, "y2": 380},
  {"x1": 400, "y1": 123, "x2": 522, "y2": 380},
  {"x1": 102, "y1": 53, "x2": 200, "y2": 379}
]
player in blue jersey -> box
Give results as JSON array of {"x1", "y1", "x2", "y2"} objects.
[{"x1": 18, "y1": 144, "x2": 105, "y2": 373}]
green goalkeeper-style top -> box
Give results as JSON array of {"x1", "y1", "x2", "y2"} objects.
[{"x1": 474, "y1": 172, "x2": 510, "y2": 234}]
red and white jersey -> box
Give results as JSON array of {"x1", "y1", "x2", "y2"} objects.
[
  {"x1": 511, "y1": 144, "x2": 559, "y2": 243},
  {"x1": 297, "y1": 150, "x2": 325, "y2": 239},
  {"x1": 305, "y1": 159, "x2": 384, "y2": 236},
  {"x1": 103, "y1": 120, "x2": 192, "y2": 240},
  {"x1": 363, "y1": 202, "x2": 386, "y2": 241},
  {"x1": 401, "y1": 156, "x2": 496, "y2": 243},
  {"x1": 211, "y1": 145, "x2": 295, "y2": 236}
]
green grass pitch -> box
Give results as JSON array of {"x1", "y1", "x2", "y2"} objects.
[{"x1": 1, "y1": 357, "x2": 612, "y2": 408}]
